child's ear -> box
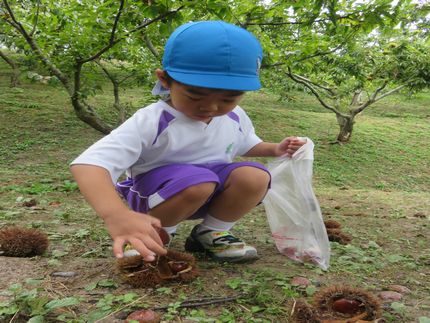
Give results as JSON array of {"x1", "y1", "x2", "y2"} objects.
[{"x1": 155, "y1": 69, "x2": 170, "y2": 89}]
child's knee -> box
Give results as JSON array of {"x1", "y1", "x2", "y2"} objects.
[
  {"x1": 228, "y1": 167, "x2": 270, "y2": 191},
  {"x1": 179, "y1": 182, "x2": 217, "y2": 203}
]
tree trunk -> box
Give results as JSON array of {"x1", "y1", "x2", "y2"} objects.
[
  {"x1": 112, "y1": 80, "x2": 126, "y2": 124},
  {"x1": 350, "y1": 90, "x2": 363, "y2": 106},
  {"x1": 336, "y1": 114, "x2": 355, "y2": 143},
  {"x1": 0, "y1": 50, "x2": 20, "y2": 87},
  {"x1": 71, "y1": 97, "x2": 113, "y2": 134}
]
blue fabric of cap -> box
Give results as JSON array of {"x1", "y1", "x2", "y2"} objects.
[{"x1": 162, "y1": 21, "x2": 263, "y2": 91}]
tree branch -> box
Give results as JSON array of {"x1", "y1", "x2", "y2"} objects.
[
  {"x1": 0, "y1": 48, "x2": 15, "y2": 66},
  {"x1": 373, "y1": 84, "x2": 408, "y2": 103},
  {"x1": 289, "y1": 72, "x2": 336, "y2": 97},
  {"x1": 109, "y1": 0, "x2": 125, "y2": 44},
  {"x1": 296, "y1": 42, "x2": 346, "y2": 63},
  {"x1": 287, "y1": 67, "x2": 348, "y2": 117},
  {"x1": 143, "y1": 32, "x2": 159, "y2": 58},
  {"x1": 244, "y1": 12, "x2": 366, "y2": 27},
  {"x1": 353, "y1": 81, "x2": 388, "y2": 114},
  {"x1": 2, "y1": 0, "x2": 70, "y2": 89},
  {"x1": 79, "y1": 5, "x2": 184, "y2": 64},
  {"x1": 30, "y1": 0, "x2": 40, "y2": 36},
  {"x1": 353, "y1": 82, "x2": 409, "y2": 115}
]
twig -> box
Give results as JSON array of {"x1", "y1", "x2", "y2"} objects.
[
  {"x1": 238, "y1": 303, "x2": 251, "y2": 312},
  {"x1": 8, "y1": 311, "x2": 18, "y2": 323},
  {"x1": 153, "y1": 294, "x2": 242, "y2": 310},
  {"x1": 94, "y1": 294, "x2": 148, "y2": 323},
  {"x1": 290, "y1": 299, "x2": 297, "y2": 317}
]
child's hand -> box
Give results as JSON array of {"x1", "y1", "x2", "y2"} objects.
[
  {"x1": 103, "y1": 210, "x2": 167, "y2": 262},
  {"x1": 275, "y1": 137, "x2": 306, "y2": 157}
]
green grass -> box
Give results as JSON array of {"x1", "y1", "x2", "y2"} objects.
[
  {"x1": 243, "y1": 90, "x2": 430, "y2": 192},
  {"x1": 0, "y1": 61, "x2": 429, "y2": 322}
]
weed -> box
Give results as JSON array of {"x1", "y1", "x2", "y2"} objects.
[
  {"x1": 0, "y1": 60, "x2": 429, "y2": 321},
  {"x1": 0, "y1": 281, "x2": 81, "y2": 321}
]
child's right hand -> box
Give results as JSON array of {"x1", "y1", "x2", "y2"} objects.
[{"x1": 103, "y1": 210, "x2": 167, "y2": 262}]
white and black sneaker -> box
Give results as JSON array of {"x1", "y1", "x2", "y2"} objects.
[{"x1": 184, "y1": 224, "x2": 258, "y2": 263}]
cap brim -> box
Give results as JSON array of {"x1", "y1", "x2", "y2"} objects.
[{"x1": 167, "y1": 71, "x2": 261, "y2": 91}]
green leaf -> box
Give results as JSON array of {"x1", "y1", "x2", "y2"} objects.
[
  {"x1": 45, "y1": 297, "x2": 80, "y2": 311},
  {"x1": 28, "y1": 296, "x2": 50, "y2": 316},
  {"x1": 226, "y1": 278, "x2": 243, "y2": 290},
  {"x1": 305, "y1": 285, "x2": 317, "y2": 296},
  {"x1": 0, "y1": 303, "x2": 19, "y2": 315},
  {"x1": 85, "y1": 282, "x2": 98, "y2": 291},
  {"x1": 121, "y1": 293, "x2": 138, "y2": 303},
  {"x1": 390, "y1": 302, "x2": 406, "y2": 314},
  {"x1": 251, "y1": 305, "x2": 264, "y2": 313},
  {"x1": 27, "y1": 316, "x2": 45, "y2": 323},
  {"x1": 156, "y1": 287, "x2": 172, "y2": 295},
  {"x1": 97, "y1": 279, "x2": 117, "y2": 288},
  {"x1": 387, "y1": 254, "x2": 406, "y2": 263},
  {"x1": 419, "y1": 318, "x2": 430, "y2": 323}
]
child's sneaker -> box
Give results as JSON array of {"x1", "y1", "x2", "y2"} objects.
[{"x1": 184, "y1": 224, "x2": 258, "y2": 263}]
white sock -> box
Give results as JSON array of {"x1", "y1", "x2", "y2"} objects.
[
  {"x1": 198, "y1": 214, "x2": 236, "y2": 232},
  {"x1": 162, "y1": 225, "x2": 178, "y2": 235}
]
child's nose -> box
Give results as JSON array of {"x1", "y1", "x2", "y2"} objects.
[{"x1": 199, "y1": 101, "x2": 218, "y2": 112}]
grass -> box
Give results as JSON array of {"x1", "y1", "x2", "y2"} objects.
[{"x1": 0, "y1": 61, "x2": 429, "y2": 322}]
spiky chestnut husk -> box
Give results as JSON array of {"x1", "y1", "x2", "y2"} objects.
[
  {"x1": 292, "y1": 299, "x2": 321, "y2": 323},
  {"x1": 117, "y1": 249, "x2": 198, "y2": 288},
  {"x1": 324, "y1": 219, "x2": 342, "y2": 229},
  {"x1": 0, "y1": 227, "x2": 49, "y2": 257},
  {"x1": 313, "y1": 285, "x2": 381, "y2": 321},
  {"x1": 326, "y1": 229, "x2": 352, "y2": 245}
]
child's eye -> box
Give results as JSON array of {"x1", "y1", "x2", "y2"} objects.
[{"x1": 186, "y1": 96, "x2": 202, "y2": 101}]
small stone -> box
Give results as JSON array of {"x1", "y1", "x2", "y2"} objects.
[
  {"x1": 334, "y1": 205, "x2": 341, "y2": 210},
  {"x1": 388, "y1": 285, "x2": 411, "y2": 294},
  {"x1": 414, "y1": 212, "x2": 426, "y2": 218},
  {"x1": 378, "y1": 291, "x2": 402, "y2": 301},
  {"x1": 49, "y1": 201, "x2": 62, "y2": 207},
  {"x1": 23, "y1": 199, "x2": 37, "y2": 207},
  {"x1": 291, "y1": 276, "x2": 311, "y2": 287}
]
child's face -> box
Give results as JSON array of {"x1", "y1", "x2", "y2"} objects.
[{"x1": 157, "y1": 70, "x2": 244, "y2": 124}]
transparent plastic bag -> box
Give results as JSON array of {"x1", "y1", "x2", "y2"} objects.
[{"x1": 263, "y1": 138, "x2": 330, "y2": 270}]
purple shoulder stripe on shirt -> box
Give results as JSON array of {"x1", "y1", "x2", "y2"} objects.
[
  {"x1": 152, "y1": 110, "x2": 175, "y2": 145},
  {"x1": 227, "y1": 111, "x2": 242, "y2": 132}
]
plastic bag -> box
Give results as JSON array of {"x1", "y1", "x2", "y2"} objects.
[{"x1": 263, "y1": 138, "x2": 330, "y2": 270}]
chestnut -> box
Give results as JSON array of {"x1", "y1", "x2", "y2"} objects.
[
  {"x1": 332, "y1": 298, "x2": 362, "y2": 314},
  {"x1": 168, "y1": 261, "x2": 190, "y2": 274},
  {"x1": 126, "y1": 309, "x2": 161, "y2": 323}
]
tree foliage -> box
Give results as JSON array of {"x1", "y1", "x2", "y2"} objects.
[{"x1": 1, "y1": 0, "x2": 429, "y2": 141}]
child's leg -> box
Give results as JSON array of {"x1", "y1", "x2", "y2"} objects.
[
  {"x1": 149, "y1": 182, "x2": 216, "y2": 226},
  {"x1": 116, "y1": 164, "x2": 220, "y2": 232},
  {"x1": 207, "y1": 166, "x2": 270, "y2": 222},
  {"x1": 184, "y1": 163, "x2": 270, "y2": 263}
]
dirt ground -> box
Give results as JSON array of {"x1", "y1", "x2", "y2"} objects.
[{"x1": 1, "y1": 187, "x2": 429, "y2": 322}]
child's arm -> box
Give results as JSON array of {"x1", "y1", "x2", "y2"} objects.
[
  {"x1": 70, "y1": 164, "x2": 166, "y2": 261},
  {"x1": 243, "y1": 137, "x2": 306, "y2": 158}
]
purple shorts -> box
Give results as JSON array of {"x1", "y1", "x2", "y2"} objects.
[{"x1": 116, "y1": 162, "x2": 269, "y2": 218}]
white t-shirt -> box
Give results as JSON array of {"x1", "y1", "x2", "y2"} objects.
[{"x1": 71, "y1": 100, "x2": 262, "y2": 183}]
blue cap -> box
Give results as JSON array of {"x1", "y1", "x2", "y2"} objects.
[{"x1": 162, "y1": 21, "x2": 263, "y2": 91}]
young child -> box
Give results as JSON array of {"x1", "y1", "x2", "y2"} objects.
[{"x1": 71, "y1": 21, "x2": 305, "y2": 264}]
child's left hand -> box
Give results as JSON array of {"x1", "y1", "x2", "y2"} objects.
[{"x1": 274, "y1": 137, "x2": 306, "y2": 157}]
